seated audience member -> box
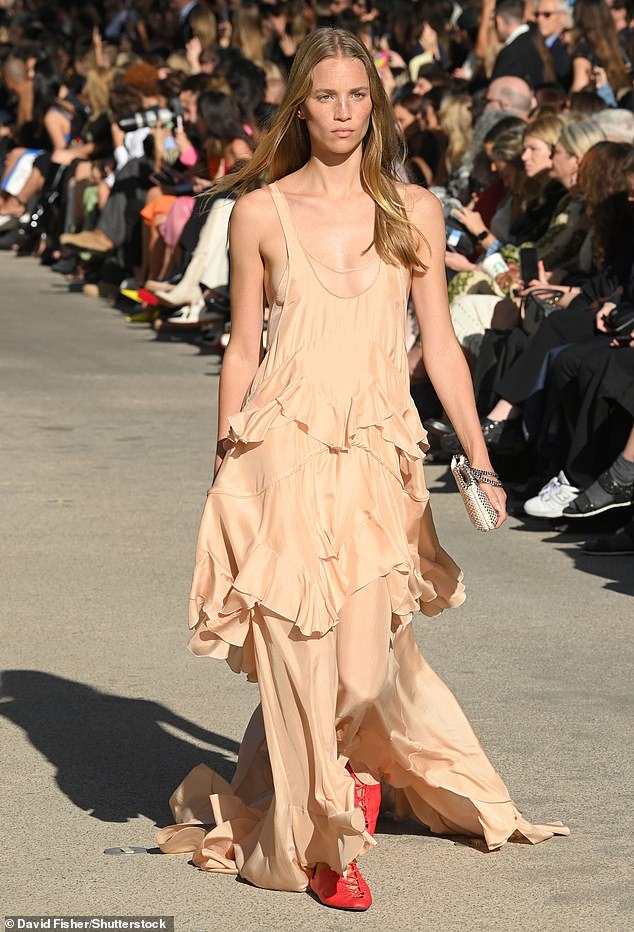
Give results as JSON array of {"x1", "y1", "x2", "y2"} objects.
[
  {"x1": 570, "y1": 0, "x2": 630, "y2": 97},
  {"x1": 534, "y1": 0, "x2": 573, "y2": 89}
]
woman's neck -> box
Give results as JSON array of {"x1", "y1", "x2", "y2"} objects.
[{"x1": 295, "y1": 148, "x2": 366, "y2": 199}]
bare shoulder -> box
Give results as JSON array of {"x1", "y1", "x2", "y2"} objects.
[
  {"x1": 396, "y1": 183, "x2": 443, "y2": 223},
  {"x1": 230, "y1": 187, "x2": 276, "y2": 229}
]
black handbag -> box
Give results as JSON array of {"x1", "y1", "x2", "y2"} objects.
[{"x1": 520, "y1": 288, "x2": 563, "y2": 336}]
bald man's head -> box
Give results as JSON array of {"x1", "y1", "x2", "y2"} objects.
[{"x1": 486, "y1": 77, "x2": 533, "y2": 118}]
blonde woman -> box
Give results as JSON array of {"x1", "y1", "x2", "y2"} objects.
[
  {"x1": 521, "y1": 114, "x2": 562, "y2": 180},
  {"x1": 156, "y1": 28, "x2": 567, "y2": 911},
  {"x1": 439, "y1": 93, "x2": 473, "y2": 175},
  {"x1": 232, "y1": 4, "x2": 267, "y2": 66}
]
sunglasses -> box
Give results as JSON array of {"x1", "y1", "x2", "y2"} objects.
[{"x1": 535, "y1": 10, "x2": 563, "y2": 17}]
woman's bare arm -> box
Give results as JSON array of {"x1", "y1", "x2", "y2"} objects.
[
  {"x1": 214, "y1": 192, "x2": 266, "y2": 476},
  {"x1": 408, "y1": 187, "x2": 507, "y2": 523},
  {"x1": 43, "y1": 108, "x2": 72, "y2": 151},
  {"x1": 571, "y1": 56, "x2": 593, "y2": 93}
]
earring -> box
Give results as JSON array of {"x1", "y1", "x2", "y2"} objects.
[{"x1": 297, "y1": 109, "x2": 304, "y2": 119}]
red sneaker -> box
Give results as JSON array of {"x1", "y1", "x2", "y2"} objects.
[
  {"x1": 309, "y1": 861, "x2": 372, "y2": 911},
  {"x1": 346, "y1": 763, "x2": 381, "y2": 835}
]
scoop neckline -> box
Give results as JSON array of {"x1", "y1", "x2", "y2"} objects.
[
  {"x1": 301, "y1": 245, "x2": 383, "y2": 300},
  {"x1": 272, "y1": 182, "x2": 383, "y2": 301},
  {"x1": 302, "y1": 243, "x2": 379, "y2": 274}
]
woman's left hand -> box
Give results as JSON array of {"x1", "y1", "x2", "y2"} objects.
[
  {"x1": 451, "y1": 203, "x2": 487, "y2": 238},
  {"x1": 445, "y1": 251, "x2": 476, "y2": 272},
  {"x1": 478, "y1": 475, "x2": 508, "y2": 528}
]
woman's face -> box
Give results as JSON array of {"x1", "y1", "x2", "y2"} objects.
[
  {"x1": 301, "y1": 56, "x2": 373, "y2": 157},
  {"x1": 551, "y1": 141, "x2": 579, "y2": 187},
  {"x1": 522, "y1": 134, "x2": 553, "y2": 177},
  {"x1": 393, "y1": 104, "x2": 417, "y2": 133},
  {"x1": 491, "y1": 156, "x2": 517, "y2": 188},
  {"x1": 179, "y1": 89, "x2": 198, "y2": 123},
  {"x1": 415, "y1": 76, "x2": 432, "y2": 96}
]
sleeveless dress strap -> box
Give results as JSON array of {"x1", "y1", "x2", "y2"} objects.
[{"x1": 268, "y1": 182, "x2": 305, "y2": 262}]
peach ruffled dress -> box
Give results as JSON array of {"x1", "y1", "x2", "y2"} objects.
[{"x1": 156, "y1": 182, "x2": 568, "y2": 891}]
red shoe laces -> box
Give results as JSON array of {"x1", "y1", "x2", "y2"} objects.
[
  {"x1": 343, "y1": 862, "x2": 363, "y2": 898},
  {"x1": 355, "y1": 783, "x2": 370, "y2": 830}
]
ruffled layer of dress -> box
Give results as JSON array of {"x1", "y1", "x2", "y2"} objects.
[{"x1": 186, "y1": 341, "x2": 465, "y2": 680}]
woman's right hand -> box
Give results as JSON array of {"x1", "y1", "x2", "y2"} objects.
[{"x1": 533, "y1": 259, "x2": 551, "y2": 285}]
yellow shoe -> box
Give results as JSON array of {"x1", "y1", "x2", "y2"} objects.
[
  {"x1": 126, "y1": 307, "x2": 160, "y2": 323},
  {"x1": 121, "y1": 288, "x2": 143, "y2": 303}
]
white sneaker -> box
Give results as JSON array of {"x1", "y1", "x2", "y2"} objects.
[{"x1": 523, "y1": 471, "x2": 580, "y2": 518}]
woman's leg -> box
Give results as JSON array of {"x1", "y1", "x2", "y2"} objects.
[
  {"x1": 0, "y1": 163, "x2": 45, "y2": 214},
  {"x1": 564, "y1": 348, "x2": 632, "y2": 488},
  {"x1": 335, "y1": 577, "x2": 392, "y2": 785},
  {"x1": 247, "y1": 603, "x2": 375, "y2": 890},
  {"x1": 1, "y1": 147, "x2": 25, "y2": 187},
  {"x1": 492, "y1": 308, "x2": 596, "y2": 414}
]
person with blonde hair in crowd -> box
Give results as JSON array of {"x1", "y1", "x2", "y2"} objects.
[{"x1": 438, "y1": 92, "x2": 472, "y2": 175}]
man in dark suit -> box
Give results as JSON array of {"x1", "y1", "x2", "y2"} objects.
[
  {"x1": 491, "y1": 0, "x2": 545, "y2": 89},
  {"x1": 535, "y1": 1, "x2": 573, "y2": 89}
]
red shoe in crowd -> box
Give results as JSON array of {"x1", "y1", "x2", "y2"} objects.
[
  {"x1": 309, "y1": 860, "x2": 372, "y2": 911},
  {"x1": 346, "y1": 762, "x2": 381, "y2": 835}
]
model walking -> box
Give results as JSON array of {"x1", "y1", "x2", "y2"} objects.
[{"x1": 156, "y1": 28, "x2": 568, "y2": 910}]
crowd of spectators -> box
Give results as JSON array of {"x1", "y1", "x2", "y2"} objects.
[{"x1": 1, "y1": 0, "x2": 633, "y2": 557}]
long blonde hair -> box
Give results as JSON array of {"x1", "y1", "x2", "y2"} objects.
[
  {"x1": 215, "y1": 28, "x2": 426, "y2": 271},
  {"x1": 232, "y1": 6, "x2": 266, "y2": 65},
  {"x1": 438, "y1": 94, "x2": 472, "y2": 174},
  {"x1": 191, "y1": 9, "x2": 217, "y2": 50}
]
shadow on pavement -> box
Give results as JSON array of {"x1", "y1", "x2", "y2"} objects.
[
  {"x1": 504, "y1": 522, "x2": 633, "y2": 594},
  {"x1": 554, "y1": 546, "x2": 634, "y2": 597},
  {"x1": 0, "y1": 670, "x2": 239, "y2": 825}
]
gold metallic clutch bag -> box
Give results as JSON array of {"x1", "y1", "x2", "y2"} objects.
[{"x1": 451, "y1": 454, "x2": 500, "y2": 532}]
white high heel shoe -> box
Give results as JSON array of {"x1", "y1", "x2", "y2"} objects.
[
  {"x1": 163, "y1": 297, "x2": 224, "y2": 328},
  {"x1": 155, "y1": 282, "x2": 203, "y2": 306}
]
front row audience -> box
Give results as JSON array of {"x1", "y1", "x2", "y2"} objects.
[{"x1": 1, "y1": 1, "x2": 633, "y2": 559}]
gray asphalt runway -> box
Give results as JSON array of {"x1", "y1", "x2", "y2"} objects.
[{"x1": 1, "y1": 253, "x2": 632, "y2": 932}]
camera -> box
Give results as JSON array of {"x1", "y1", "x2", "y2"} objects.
[
  {"x1": 117, "y1": 101, "x2": 184, "y2": 132},
  {"x1": 430, "y1": 190, "x2": 477, "y2": 256}
]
